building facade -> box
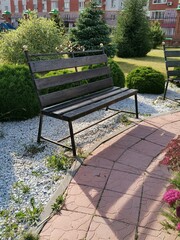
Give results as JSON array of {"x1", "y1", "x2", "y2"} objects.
[
  {"x1": 0, "y1": 0, "x2": 123, "y2": 27},
  {"x1": 149, "y1": 0, "x2": 180, "y2": 38}
]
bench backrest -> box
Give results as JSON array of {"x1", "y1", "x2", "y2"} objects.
[
  {"x1": 163, "y1": 43, "x2": 180, "y2": 81},
  {"x1": 25, "y1": 50, "x2": 113, "y2": 108}
]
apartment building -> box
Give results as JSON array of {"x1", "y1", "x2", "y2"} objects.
[
  {"x1": 0, "y1": 0, "x2": 124, "y2": 27},
  {"x1": 149, "y1": 0, "x2": 180, "y2": 38}
]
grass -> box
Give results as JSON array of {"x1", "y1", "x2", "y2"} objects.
[{"x1": 114, "y1": 47, "x2": 166, "y2": 77}]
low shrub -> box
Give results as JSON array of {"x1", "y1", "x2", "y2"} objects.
[
  {"x1": 108, "y1": 59, "x2": 125, "y2": 88},
  {"x1": 82, "y1": 59, "x2": 125, "y2": 88},
  {"x1": 126, "y1": 66, "x2": 165, "y2": 94},
  {"x1": 0, "y1": 64, "x2": 39, "y2": 121}
]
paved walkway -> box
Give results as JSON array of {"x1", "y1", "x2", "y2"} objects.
[{"x1": 40, "y1": 111, "x2": 180, "y2": 240}]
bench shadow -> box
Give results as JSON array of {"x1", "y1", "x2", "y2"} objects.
[{"x1": 62, "y1": 122, "x2": 177, "y2": 239}]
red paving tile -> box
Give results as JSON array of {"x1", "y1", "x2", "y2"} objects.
[
  {"x1": 139, "y1": 198, "x2": 165, "y2": 230},
  {"x1": 130, "y1": 139, "x2": 165, "y2": 157},
  {"x1": 145, "y1": 116, "x2": 171, "y2": 127},
  {"x1": 145, "y1": 159, "x2": 171, "y2": 180},
  {"x1": 71, "y1": 165, "x2": 110, "y2": 189},
  {"x1": 106, "y1": 170, "x2": 144, "y2": 197},
  {"x1": 96, "y1": 190, "x2": 140, "y2": 224},
  {"x1": 117, "y1": 148, "x2": 153, "y2": 170},
  {"x1": 62, "y1": 183, "x2": 102, "y2": 214},
  {"x1": 92, "y1": 144, "x2": 126, "y2": 161},
  {"x1": 126, "y1": 122, "x2": 157, "y2": 139},
  {"x1": 40, "y1": 112, "x2": 180, "y2": 240},
  {"x1": 137, "y1": 226, "x2": 178, "y2": 240},
  {"x1": 83, "y1": 155, "x2": 114, "y2": 169},
  {"x1": 162, "y1": 123, "x2": 180, "y2": 135},
  {"x1": 110, "y1": 133, "x2": 141, "y2": 148},
  {"x1": 145, "y1": 129, "x2": 175, "y2": 146},
  {"x1": 113, "y1": 161, "x2": 143, "y2": 175},
  {"x1": 142, "y1": 175, "x2": 169, "y2": 201},
  {"x1": 86, "y1": 216, "x2": 136, "y2": 240},
  {"x1": 40, "y1": 210, "x2": 92, "y2": 240}
]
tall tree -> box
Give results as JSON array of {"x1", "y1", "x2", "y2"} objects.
[
  {"x1": 115, "y1": 0, "x2": 152, "y2": 58},
  {"x1": 70, "y1": 0, "x2": 115, "y2": 57}
]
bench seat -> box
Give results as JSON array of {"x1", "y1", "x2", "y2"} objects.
[{"x1": 43, "y1": 87, "x2": 138, "y2": 121}]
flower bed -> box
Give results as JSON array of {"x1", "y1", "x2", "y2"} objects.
[{"x1": 160, "y1": 135, "x2": 180, "y2": 235}]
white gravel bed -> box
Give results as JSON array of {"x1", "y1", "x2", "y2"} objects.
[{"x1": 0, "y1": 84, "x2": 179, "y2": 238}]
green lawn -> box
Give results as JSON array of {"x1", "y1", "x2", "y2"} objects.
[{"x1": 114, "y1": 47, "x2": 166, "y2": 77}]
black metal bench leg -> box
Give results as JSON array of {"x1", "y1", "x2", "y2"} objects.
[
  {"x1": 135, "y1": 94, "x2": 138, "y2": 119},
  {"x1": 37, "y1": 113, "x2": 43, "y2": 143},
  {"x1": 68, "y1": 121, "x2": 76, "y2": 156},
  {"x1": 163, "y1": 80, "x2": 169, "y2": 100}
]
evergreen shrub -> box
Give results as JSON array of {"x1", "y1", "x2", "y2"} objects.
[
  {"x1": 126, "y1": 66, "x2": 165, "y2": 94},
  {"x1": 115, "y1": 0, "x2": 152, "y2": 58},
  {"x1": 0, "y1": 64, "x2": 39, "y2": 121},
  {"x1": 82, "y1": 59, "x2": 125, "y2": 88},
  {"x1": 70, "y1": 1, "x2": 116, "y2": 57},
  {"x1": 107, "y1": 59, "x2": 125, "y2": 87}
]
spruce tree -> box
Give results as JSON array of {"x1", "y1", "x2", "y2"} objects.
[
  {"x1": 150, "y1": 21, "x2": 165, "y2": 49},
  {"x1": 70, "y1": 0, "x2": 115, "y2": 57},
  {"x1": 115, "y1": 0, "x2": 152, "y2": 58}
]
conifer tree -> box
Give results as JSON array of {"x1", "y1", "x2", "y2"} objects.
[
  {"x1": 70, "y1": 0, "x2": 115, "y2": 57},
  {"x1": 115, "y1": 0, "x2": 152, "y2": 57},
  {"x1": 150, "y1": 21, "x2": 165, "y2": 49}
]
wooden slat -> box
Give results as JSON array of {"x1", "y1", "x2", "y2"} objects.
[
  {"x1": 29, "y1": 54, "x2": 108, "y2": 73},
  {"x1": 35, "y1": 66, "x2": 110, "y2": 90},
  {"x1": 43, "y1": 87, "x2": 128, "y2": 115},
  {"x1": 167, "y1": 70, "x2": 180, "y2": 77},
  {"x1": 40, "y1": 78, "x2": 113, "y2": 107},
  {"x1": 166, "y1": 61, "x2": 180, "y2": 67},
  {"x1": 62, "y1": 89, "x2": 137, "y2": 121},
  {"x1": 165, "y1": 51, "x2": 180, "y2": 57}
]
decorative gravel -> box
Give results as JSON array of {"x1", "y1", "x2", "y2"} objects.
[{"x1": 0, "y1": 84, "x2": 179, "y2": 238}]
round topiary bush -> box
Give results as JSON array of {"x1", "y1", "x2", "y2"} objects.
[
  {"x1": 126, "y1": 66, "x2": 165, "y2": 94},
  {"x1": 0, "y1": 64, "x2": 39, "y2": 121}
]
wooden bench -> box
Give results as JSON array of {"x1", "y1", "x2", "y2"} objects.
[
  {"x1": 24, "y1": 49, "x2": 138, "y2": 156},
  {"x1": 163, "y1": 42, "x2": 180, "y2": 100}
]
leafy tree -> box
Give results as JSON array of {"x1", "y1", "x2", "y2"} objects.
[
  {"x1": 150, "y1": 21, "x2": 165, "y2": 49},
  {"x1": 0, "y1": 11, "x2": 64, "y2": 64},
  {"x1": 115, "y1": 0, "x2": 152, "y2": 58},
  {"x1": 70, "y1": 0, "x2": 116, "y2": 57}
]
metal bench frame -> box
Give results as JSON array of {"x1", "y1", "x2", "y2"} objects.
[
  {"x1": 25, "y1": 49, "x2": 138, "y2": 156},
  {"x1": 163, "y1": 42, "x2": 180, "y2": 101}
]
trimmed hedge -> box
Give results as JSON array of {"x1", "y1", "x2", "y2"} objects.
[
  {"x1": 0, "y1": 64, "x2": 39, "y2": 121},
  {"x1": 126, "y1": 66, "x2": 165, "y2": 94}
]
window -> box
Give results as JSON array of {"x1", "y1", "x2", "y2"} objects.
[
  {"x1": 111, "y1": 0, "x2": 116, "y2": 8},
  {"x1": 96, "y1": 0, "x2": 102, "y2": 6},
  {"x1": 153, "y1": 0, "x2": 167, "y2": 3},
  {"x1": 33, "y1": 0, "x2": 37, "y2": 9},
  {"x1": 111, "y1": 14, "x2": 116, "y2": 20},
  {"x1": 51, "y1": 1, "x2": 58, "y2": 10},
  {"x1": 22, "y1": 0, "x2": 27, "y2": 10},
  {"x1": 64, "y1": 0, "x2": 70, "y2": 12},
  {"x1": 14, "y1": 0, "x2": 19, "y2": 13},
  {"x1": 79, "y1": 0, "x2": 85, "y2": 10},
  {"x1": 42, "y1": 0, "x2": 47, "y2": 12},
  {"x1": 151, "y1": 11, "x2": 165, "y2": 19}
]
